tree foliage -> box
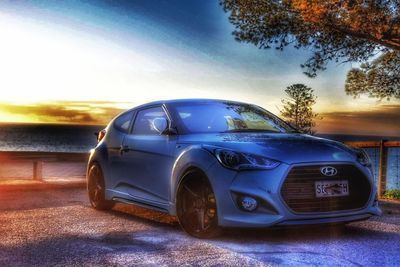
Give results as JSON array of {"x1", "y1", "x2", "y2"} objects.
[
  {"x1": 346, "y1": 51, "x2": 400, "y2": 99},
  {"x1": 221, "y1": 0, "x2": 400, "y2": 99},
  {"x1": 280, "y1": 84, "x2": 318, "y2": 134}
]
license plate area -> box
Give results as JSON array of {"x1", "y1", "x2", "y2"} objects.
[{"x1": 315, "y1": 180, "x2": 349, "y2": 198}]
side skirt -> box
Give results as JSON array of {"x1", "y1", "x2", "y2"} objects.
[{"x1": 112, "y1": 197, "x2": 170, "y2": 213}]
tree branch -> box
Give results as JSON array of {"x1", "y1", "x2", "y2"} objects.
[{"x1": 328, "y1": 24, "x2": 400, "y2": 51}]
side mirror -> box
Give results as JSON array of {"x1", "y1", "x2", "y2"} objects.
[{"x1": 152, "y1": 117, "x2": 169, "y2": 134}]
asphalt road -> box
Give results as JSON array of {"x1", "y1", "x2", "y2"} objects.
[{"x1": 0, "y1": 187, "x2": 399, "y2": 266}]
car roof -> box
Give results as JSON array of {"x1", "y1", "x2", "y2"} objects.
[
  {"x1": 129, "y1": 98, "x2": 251, "y2": 110},
  {"x1": 111, "y1": 99, "x2": 258, "y2": 124}
]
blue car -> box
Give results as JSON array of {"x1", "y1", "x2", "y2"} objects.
[{"x1": 87, "y1": 99, "x2": 381, "y2": 238}]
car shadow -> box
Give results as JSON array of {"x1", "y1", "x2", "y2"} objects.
[
  {"x1": 103, "y1": 202, "x2": 180, "y2": 229},
  {"x1": 1, "y1": 225, "x2": 396, "y2": 266},
  {"x1": 217, "y1": 220, "x2": 398, "y2": 243},
  {"x1": 100, "y1": 201, "x2": 398, "y2": 244}
]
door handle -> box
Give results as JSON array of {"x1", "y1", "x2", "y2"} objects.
[{"x1": 120, "y1": 145, "x2": 131, "y2": 154}]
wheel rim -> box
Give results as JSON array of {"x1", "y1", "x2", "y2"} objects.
[
  {"x1": 89, "y1": 166, "x2": 103, "y2": 206},
  {"x1": 178, "y1": 177, "x2": 217, "y2": 234}
]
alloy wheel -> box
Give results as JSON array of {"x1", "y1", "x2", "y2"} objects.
[{"x1": 177, "y1": 175, "x2": 221, "y2": 238}]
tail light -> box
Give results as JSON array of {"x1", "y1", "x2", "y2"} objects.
[{"x1": 97, "y1": 129, "x2": 106, "y2": 143}]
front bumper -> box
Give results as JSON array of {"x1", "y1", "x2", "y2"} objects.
[{"x1": 206, "y1": 161, "x2": 382, "y2": 228}]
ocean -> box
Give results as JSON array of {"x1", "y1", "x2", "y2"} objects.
[{"x1": 0, "y1": 123, "x2": 103, "y2": 153}]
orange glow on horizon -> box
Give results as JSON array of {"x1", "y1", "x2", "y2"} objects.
[
  {"x1": 0, "y1": 100, "x2": 398, "y2": 137},
  {"x1": 0, "y1": 101, "x2": 129, "y2": 125}
]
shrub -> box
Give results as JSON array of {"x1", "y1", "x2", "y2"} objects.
[{"x1": 383, "y1": 189, "x2": 400, "y2": 200}]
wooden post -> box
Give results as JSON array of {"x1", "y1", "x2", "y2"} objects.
[
  {"x1": 378, "y1": 140, "x2": 388, "y2": 198},
  {"x1": 33, "y1": 161, "x2": 43, "y2": 180}
]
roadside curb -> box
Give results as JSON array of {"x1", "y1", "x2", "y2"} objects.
[
  {"x1": 379, "y1": 199, "x2": 400, "y2": 215},
  {"x1": 0, "y1": 180, "x2": 86, "y2": 191}
]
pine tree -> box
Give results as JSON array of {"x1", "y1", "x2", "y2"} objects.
[{"x1": 280, "y1": 84, "x2": 318, "y2": 134}]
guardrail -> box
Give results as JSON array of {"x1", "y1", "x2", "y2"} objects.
[
  {"x1": 0, "y1": 151, "x2": 88, "y2": 180},
  {"x1": 345, "y1": 140, "x2": 400, "y2": 197}
]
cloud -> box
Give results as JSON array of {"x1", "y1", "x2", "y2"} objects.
[
  {"x1": 318, "y1": 105, "x2": 400, "y2": 136},
  {"x1": 0, "y1": 101, "x2": 127, "y2": 125}
]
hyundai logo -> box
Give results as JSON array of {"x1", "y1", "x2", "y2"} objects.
[{"x1": 321, "y1": 166, "x2": 337, "y2": 176}]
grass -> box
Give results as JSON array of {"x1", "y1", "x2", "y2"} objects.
[{"x1": 383, "y1": 189, "x2": 400, "y2": 200}]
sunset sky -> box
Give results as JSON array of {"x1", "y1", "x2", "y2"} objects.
[{"x1": 0, "y1": 1, "x2": 399, "y2": 136}]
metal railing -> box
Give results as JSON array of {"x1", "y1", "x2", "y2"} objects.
[
  {"x1": 345, "y1": 141, "x2": 400, "y2": 197},
  {"x1": 0, "y1": 151, "x2": 88, "y2": 180}
]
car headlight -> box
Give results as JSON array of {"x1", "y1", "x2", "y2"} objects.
[
  {"x1": 213, "y1": 148, "x2": 280, "y2": 170},
  {"x1": 356, "y1": 149, "x2": 372, "y2": 167}
]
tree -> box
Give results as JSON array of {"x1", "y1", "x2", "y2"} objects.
[
  {"x1": 221, "y1": 0, "x2": 400, "y2": 99},
  {"x1": 280, "y1": 84, "x2": 318, "y2": 134}
]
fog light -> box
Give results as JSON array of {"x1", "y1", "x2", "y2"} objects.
[{"x1": 240, "y1": 196, "x2": 258, "y2": 211}]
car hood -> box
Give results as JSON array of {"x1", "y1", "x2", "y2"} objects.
[{"x1": 177, "y1": 133, "x2": 356, "y2": 164}]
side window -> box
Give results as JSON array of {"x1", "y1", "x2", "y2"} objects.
[
  {"x1": 132, "y1": 106, "x2": 168, "y2": 135},
  {"x1": 114, "y1": 110, "x2": 134, "y2": 133}
]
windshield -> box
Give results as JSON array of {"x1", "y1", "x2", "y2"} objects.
[{"x1": 169, "y1": 101, "x2": 295, "y2": 134}]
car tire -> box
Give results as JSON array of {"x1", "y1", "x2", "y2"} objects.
[
  {"x1": 176, "y1": 172, "x2": 222, "y2": 238},
  {"x1": 87, "y1": 164, "x2": 114, "y2": 210}
]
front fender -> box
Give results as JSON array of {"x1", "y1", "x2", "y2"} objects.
[{"x1": 169, "y1": 145, "x2": 218, "y2": 214}]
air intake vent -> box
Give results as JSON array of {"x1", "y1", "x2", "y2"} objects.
[{"x1": 281, "y1": 164, "x2": 371, "y2": 213}]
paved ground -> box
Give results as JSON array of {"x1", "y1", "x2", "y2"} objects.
[{"x1": 0, "y1": 187, "x2": 399, "y2": 266}]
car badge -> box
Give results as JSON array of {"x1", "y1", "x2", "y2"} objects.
[{"x1": 321, "y1": 166, "x2": 337, "y2": 176}]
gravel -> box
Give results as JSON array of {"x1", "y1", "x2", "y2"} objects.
[{"x1": 0, "y1": 188, "x2": 399, "y2": 266}]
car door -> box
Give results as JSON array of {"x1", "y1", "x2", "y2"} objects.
[
  {"x1": 119, "y1": 105, "x2": 177, "y2": 207},
  {"x1": 105, "y1": 109, "x2": 135, "y2": 190}
]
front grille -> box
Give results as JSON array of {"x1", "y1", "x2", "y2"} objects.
[{"x1": 281, "y1": 164, "x2": 371, "y2": 213}]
